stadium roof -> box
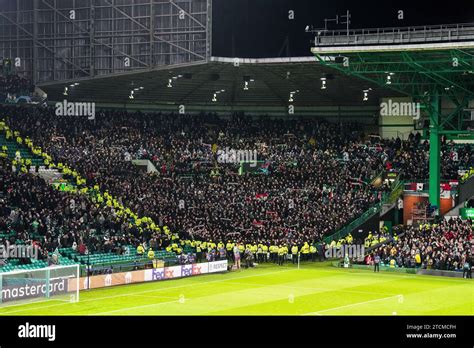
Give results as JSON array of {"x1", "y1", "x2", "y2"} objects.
[
  {"x1": 310, "y1": 23, "x2": 474, "y2": 103},
  {"x1": 38, "y1": 56, "x2": 401, "y2": 108},
  {"x1": 311, "y1": 39, "x2": 474, "y2": 131},
  {"x1": 309, "y1": 24, "x2": 474, "y2": 210}
]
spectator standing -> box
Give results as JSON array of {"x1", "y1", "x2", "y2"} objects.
[
  {"x1": 374, "y1": 253, "x2": 380, "y2": 272},
  {"x1": 233, "y1": 244, "x2": 241, "y2": 269}
]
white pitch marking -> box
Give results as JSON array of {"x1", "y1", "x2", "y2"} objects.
[{"x1": 303, "y1": 294, "x2": 402, "y2": 316}]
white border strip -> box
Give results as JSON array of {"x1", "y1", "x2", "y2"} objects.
[{"x1": 210, "y1": 56, "x2": 317, "y2": 64}]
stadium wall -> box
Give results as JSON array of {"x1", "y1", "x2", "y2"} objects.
[
  {"x1": 0, "y1": 0, "x2": 212, "y2": 83},
  {"x1": 346, "y1": 263, "x2": 417, "y2": 274},
  {"x1": 416, "y1": 269, "x2": 468, "y2": 278},
  {"x1": 79, "y1": 261, "x2": 228, "y2": 290}
]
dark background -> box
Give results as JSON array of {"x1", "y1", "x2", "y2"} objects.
[{"x1": 212, "y1": 0, "x2": 474, "y2": 57}]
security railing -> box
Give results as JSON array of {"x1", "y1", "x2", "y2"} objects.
[
  {"x1": 314, "y1": 22, "x2": 474, "y2": 47},
  {"x1": 323, "y1": 198, "x2": 386, "y2": 244},
  {"x1": 323, "y1": 178, "x2": 404, "y2": 244}
]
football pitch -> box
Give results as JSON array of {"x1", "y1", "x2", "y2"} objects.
[{"x1": 1, "y1": 263, "x2": 472, "y2": 316}]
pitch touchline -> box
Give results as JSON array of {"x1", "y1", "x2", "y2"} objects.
[
  {"x1": 302, "y1": 295, "x2": 402, "y2": 316},
  {"x1": 92, "y1": 299, "x2": 183, "y2": 315},
  {"x1": 127, "y1": 294, "x2": 179, "y2": 300},
  {"x1": 0, "y1": 268, "x2": 293, "y2": 315}
]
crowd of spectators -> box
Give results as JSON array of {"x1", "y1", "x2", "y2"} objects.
[
  {"x1": 0, "y1": 74, "x2": 34, "y2": 100},
  {"x1": 0, "y1": 104, "x2": 473, "y2": 272},
  {"x1": 0, "y1": 156, "x2": 173, "y2": 263},
  {"x1": 370, "y1": 218, "x2": 472, "y2": 271},
  {"x1": 1, "y1": 106, "x2": 389, "y2": 245}
]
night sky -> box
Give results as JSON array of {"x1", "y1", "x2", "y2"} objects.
[{"x1": 212, "y1": 0, "x2": 474, "y2": 57}]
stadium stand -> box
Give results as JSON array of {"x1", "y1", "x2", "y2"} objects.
[
  {"x1": 0, "y1": 154, "x2": 178, "y2": 273},
  {"x1": 0, "y1": 105, "x2": 472, "y2": 272},
  {"x1": 0, "y1": 74, "x2": 34, "y2": 100},
  {"x1": 370, "y1": 218, "x2": 472, "y2": 271}
]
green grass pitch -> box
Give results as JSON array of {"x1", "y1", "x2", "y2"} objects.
[{"x1": 1, "y1": 263, "x2": 472, "y2": 316}]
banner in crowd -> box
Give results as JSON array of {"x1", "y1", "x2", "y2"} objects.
[
  {"x1": 79, "y1": 260, "x2": 228, "y2": 290},
  {"x1": 460, "y1": 208, "x2": 474, "y2": 219},
  {"x1": 405, "y1": 182, "x2": 458, "y2": 197},
  {"x1": 239, "y1": 161, "x2": 269, "y2": 175}
]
